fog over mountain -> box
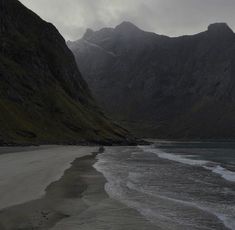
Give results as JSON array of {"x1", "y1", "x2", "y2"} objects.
[{"x1": 19, "y1": 0, "x2": 235, "y2": 40}]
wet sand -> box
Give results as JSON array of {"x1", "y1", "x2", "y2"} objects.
[
  {"x1": 0, "y1": 146, "x2": 95, "y2": 210},
  {"x1": 0, "y1": 147, "x2": 156, "y2": 230}
]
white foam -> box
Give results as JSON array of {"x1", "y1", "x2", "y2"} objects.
[
  {"x1": 140, "y1": 146, "x2": 235, "y2": 183},
  {"x1": 95, "y1": 147, "x2": 235, "y2": 230},
  {"x1": 140, "y1": 146, "x2": 209, "y2": 166},
  {"x1": 205, "y1": 165, "x2": 235, "y2": 183},
  {"x1": 215, "y1": 212, "x2": 235, "y2": 230},
  {"x1": 127, "y1": 178, "x2": 235, "y2": 230}
]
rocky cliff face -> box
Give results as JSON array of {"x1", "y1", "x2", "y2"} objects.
[
  {"x1": 68, "y1": 21, "x2": 235, "y2": 139},
  {"x1": 0, "y1": 0, "x2": 134, "y2": 145}
]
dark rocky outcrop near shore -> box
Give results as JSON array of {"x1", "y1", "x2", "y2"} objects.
[
  {"x1": 68, "y1": 21, "x2": 235, "y2": 139},
  {"x1": 0, "y1": 0, "x2": 136, "y2": 145}
]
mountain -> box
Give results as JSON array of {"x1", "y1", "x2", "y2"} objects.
[
  {"x1": 0, "y1": 0, "x2": 135, "y2": 145},
  {"x1": 68, "y1": 21, "x2": 235, "y2": 139}
]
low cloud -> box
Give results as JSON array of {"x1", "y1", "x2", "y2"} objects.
[{"x1": 20, "y1": 0, "x2": 235, "y2": 40}]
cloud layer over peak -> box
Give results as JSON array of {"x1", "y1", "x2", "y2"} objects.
[{"x1": 20, "y1": 0, "x2": 235, "y2": 40}]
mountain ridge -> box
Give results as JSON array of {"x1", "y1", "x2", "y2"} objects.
[
  {"x1": 68, "y1": 21, "x2": 235, "y2": 139},
  {"x1": 70, "y1": 22, "x2": 233, "y2": 44}
]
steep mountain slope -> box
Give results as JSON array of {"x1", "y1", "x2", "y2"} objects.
[
  {"x1": 68, "y1": 22, "x2": 235, "y2": 139},
  {"x1": 0, "y1": 0, "x2": 134, "y2": 145}
]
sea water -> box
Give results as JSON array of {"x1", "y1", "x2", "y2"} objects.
[{"x1": 94, "y1": 142, "x2": 235, "y2": 230}]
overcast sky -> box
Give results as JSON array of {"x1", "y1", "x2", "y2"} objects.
[{"x1": 19, "y1": 0, "x2": 235, "y2": 41}]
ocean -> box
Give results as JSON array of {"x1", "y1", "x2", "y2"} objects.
[{"x1": 94, "y1": 141, "x2": 235, "y2": 230}]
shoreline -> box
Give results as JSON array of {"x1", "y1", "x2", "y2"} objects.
[
  {"x1": 0, "y1": 138, "x2": 148, "y2": 148},
  {"x1": 0, "y1": 151, "x2": 99, "y2": 229},
  {"x1": 0, "y1": 147, "x2": 156, "y2": 230}
]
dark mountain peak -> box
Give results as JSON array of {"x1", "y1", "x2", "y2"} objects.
[
  {"x1": 70, "y1": 21, "x2": 235, "y2": 139},
  {"x1": 207, "y1": 23, "x2": 234, "y2": 35},
  {"x1": 81, "y1": 27, "x2": 114, "y2": 45},
  {"x1": 83, "y1": 28, "x2": 94, "y2": 39},
  {"x1": 115, "y1": 21, "x2": 141, "y2": 32}
]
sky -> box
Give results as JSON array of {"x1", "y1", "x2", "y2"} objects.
[{"x1": 19, "y1": 0, "x2": 235, "y2": 41}]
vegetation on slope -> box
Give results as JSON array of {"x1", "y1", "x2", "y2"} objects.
[{"x1": 0, "y1": 0, "x2": 134, "y2": 145}]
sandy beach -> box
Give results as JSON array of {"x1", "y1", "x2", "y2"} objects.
[
  {"x1": 0, "y1": 144, "x2": 234, "y2": 230},
  {"x1": 0, "y1": 146, "x2": 156, "y2": 230},
  {"x1": 0, "y1": 146, "x2": 97, "y2": 211}
]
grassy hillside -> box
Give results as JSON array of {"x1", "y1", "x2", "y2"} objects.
[{"x1": 0, "y1": 0, "x2": 135, "y2": 145}]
